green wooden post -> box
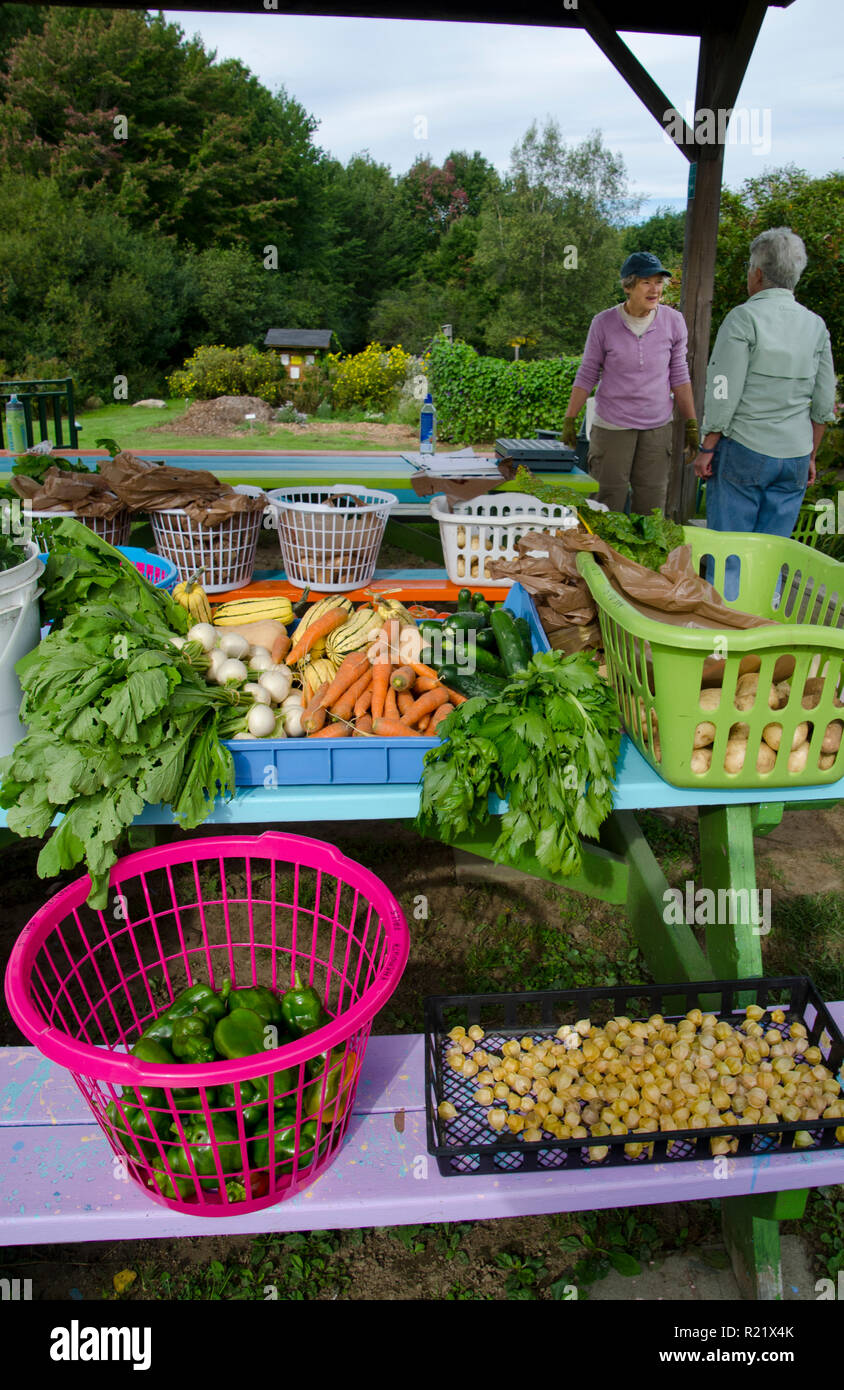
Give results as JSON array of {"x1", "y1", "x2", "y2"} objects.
[
  {"x1": 383, "y1": 518, "x2": 444, "y2": 563},
  {"x1": 697, "y1": 804, "x2": 764, "y2": 979},
  {"x1": 721, "y1": 1189, "x2": 807, "y2": 1301}
]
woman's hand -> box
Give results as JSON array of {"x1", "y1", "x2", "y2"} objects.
[
  {"x1": 694, "y1": 452, "x2": 715, "y2": 479},
  {"x1": 561, "y1": 418, "x2": 578, "y2": 450}
]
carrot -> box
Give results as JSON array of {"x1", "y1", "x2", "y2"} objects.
[
  {"x1": 370, "y1": 660, "x2": 391, "y2": 719},
  {"x1": 353, "y1": 714, "x2": 373, "y2": 736},
  {"x1": 384, "y1": 685, "x2": 399, "y2": 721},
  {"x1": 331, "y1": 669, "x2": 372, "y2": 723},
  {"x1": 381, "y1": 618, "x2": 401, "y2": 665},
  {"x1": 397, "y1": 690, "x2": 415, "y2": 717},
  {"x1": 315, "y1": 650, "x2": 370, "y2": 711},
  {"x1": 428, "y1": 702, "x2": 455, "y2": 733},
  {"x1": 354, "y1": 686, "x2": 373, "y2": 718},
  {"x1": 301, "y1": 682, "x2": 330, "y2": 734},
  {"x1": 307, "y1": 722, "x2": 351, "y2": 739},
  {"x1": 411, "y1": 661, "x2": 439, "y2": 682},
  {"x1": 271, "y1": 629, "x2": 291, "y2": 664},
  {"x1": 390, "y1": 665, "x2": 416, "y2": 692},
  {"x1": 287, "y1": 607, "x2": 348, "y2": 666},
  {"x1": 417, "y1": 713, "x2": 431, "y2": 732},
  {"x1": 371, "y1": 717, "x2": 422, "y2": 737},
  {"x1": 442, "y1": 686, "x2": 467, "y2": 706},
  {"x1": 413, "y1": 674, "x2": 440, "y2": 694},
  {"x1": 400, "y1": 686, "x2": 450, "y2": 726}
]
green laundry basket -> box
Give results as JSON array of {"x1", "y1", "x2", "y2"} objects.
[
  {"x1": 577, "y1": 527, "x2": 844, "y2": 789},
  {"x1": 791, "y1": 503, "x2": 825, "y2": 549}
]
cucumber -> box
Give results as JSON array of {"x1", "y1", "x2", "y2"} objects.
[
  {"x1": 474, "y1": 628, "x2": 499, "y2": 651},
  {"x1": 437, "y1": 666, "x2": 507, "y2": 700},
  {"x1": 515, "y1": 616, "x2": 532, "y2": 653},
  {"x1": 457, "y1": 588, "x2": 473, "y2": 610},
  {"x1": 442, "y1": 611, "x2": 489, "y2": 632},
  {"x1": 474, "y1": 600, "x2": 493, "y2": 622},
  {"x1": 490, "y1": 610, "x2": 531, "y2": 675},
  {"x1": 471, "y1": 591, "x2": 486, "y2": 609},
  {"x1": 466, "y1": 641, "x2": 506, "y2": 676},
  {"x1": 417, "y1": 619, "x2": 445, "y2": 641}
]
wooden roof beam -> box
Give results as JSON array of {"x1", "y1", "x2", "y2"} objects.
[{"x1": 576, "y1": 0, "x2": 696, "y2": 160}]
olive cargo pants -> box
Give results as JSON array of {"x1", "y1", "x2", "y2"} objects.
[{"x1": 587, "y1": 421, "x2": 673, "y2": 514}]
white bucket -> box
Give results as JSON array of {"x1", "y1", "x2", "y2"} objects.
[{"x1": 0, "y1": 541, "x2": 44, "y2": 757}]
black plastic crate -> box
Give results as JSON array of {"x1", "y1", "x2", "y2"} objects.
[
  {"x1": 424, "y1": 977, "x2": 844, "y2": 1177},
  {"x1": 494, "y1": 437, "x2": 578, "y2": 471}
]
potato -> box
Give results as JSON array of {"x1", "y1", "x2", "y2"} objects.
[
  {"x1": 724, "y1": 738, "x2": 748, "y2": 773},
  {"x1": 822, "y1": 719, "x2": 843, "y2": 755},
  {"x1": 699, "y1": 688, "x2": 721, "y2": 712},
  {"x1": 735, "y1": 673, "x2": 759, "y2": 700},
  {"x1": 801, "y1": 676, "x2": 825, "y2": 710},
  {"x1": 819, "y1": 751, "x2": 837, "y2": 771},
  {"x1": 770, "y1": 680, "x2": 791, "y2": 709},
  {"x1": 691, "y1": 747, "x2": 713, "y2": 775},
  {"x1": 791, "y1": 720, "x2": 810, "y2": 750},
  {"x1": 762, "y1": 722, "x2": 783, "y2": 750},
  {"x1": 457, "y1": 526, "x2": 466, "y2": 546},
  {"x1": 756, "y1": 741, "x2": 777, "y2": 774},
  {"x1": 457, "y1": 555, "x2": 466, "y2": 577},
  {"x1": 694, "y1": 721, "x2": 716, "y2": 748},
  {"x1": 729, "y1": 722, "x2": 750, "y2": 741},
  {"x1": 787, "y1": 741, "x2": 810, "y2": 774}
]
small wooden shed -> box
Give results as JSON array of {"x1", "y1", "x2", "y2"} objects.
[{"x1": 263, "y1": 330, "x2": 334, "y2": 381}]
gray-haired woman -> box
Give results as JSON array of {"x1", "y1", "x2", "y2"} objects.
[{"x1": 694, "y1": 227, "x2": 836, "y2": 541}]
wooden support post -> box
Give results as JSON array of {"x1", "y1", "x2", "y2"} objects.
[
  {"x1": 721, "y1": 1189, "x2": 808, "y2": 1302},
  {"x1": 697, "y1": 804, "x2": 764, "y2": 980}
]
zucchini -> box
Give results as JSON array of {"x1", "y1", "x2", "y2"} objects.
[
  {"x1": 437, "y1": 665, "x2": 508, "y2": 700},
  {"x1": 474, "y1": 600, "x2": 493, "y2": 622},
  {"x1": 466, "y1": 641, "x2": 506, "y2": 676},
  {"x1": 442, "y1": 611, "x2": 489, "y2": 633},
  {"x1": 474, "y1": 627, "x2": 499, "y2": 651},
  {"x1": 490, "y1": 610, "x2": 531, "y2": 675},
  {"x1": 457, "y1": 588, "x2": 473, "y2": 610},
  {"x1": 471, "y1": 591, "x2": 486, "y2": 609}
]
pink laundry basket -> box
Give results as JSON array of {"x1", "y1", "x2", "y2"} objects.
[{"x1": 5, "y1": 832, "x2": 410, "y2": 1217}]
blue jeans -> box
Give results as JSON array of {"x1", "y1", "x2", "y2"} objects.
[{"x1": 705, "y1": 438, "x2": 810, "y2": 599}]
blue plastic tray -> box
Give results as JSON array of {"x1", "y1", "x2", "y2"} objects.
[{"x1": 225, "y1": 585, "x2": 544, "y2": 786}]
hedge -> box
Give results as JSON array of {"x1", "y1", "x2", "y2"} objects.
[{"x1": 427, "y1": 335, "x2": 582, "y2": 442}]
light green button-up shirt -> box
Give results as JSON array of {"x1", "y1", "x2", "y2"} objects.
[{"x1": 702, "y1": 288, "x2": 836, "y2": 457}]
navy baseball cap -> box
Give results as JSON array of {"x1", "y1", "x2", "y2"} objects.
[{"x1": 621, "y1": 252, "x2": 672, "y2": 278}]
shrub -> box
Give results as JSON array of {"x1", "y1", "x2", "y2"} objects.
[
  {"x1": 326, "y1": 342, "x2": 412, "y2": 411},
  {"x1": 168, "y1": 344, "x2": 288, "y2": 405},
  {"x1": 315, "y1": 400, "x2": 333, "y2": 420},
  {"x1": 427, "y1": 334, "x2": 582, "y2": 441}
]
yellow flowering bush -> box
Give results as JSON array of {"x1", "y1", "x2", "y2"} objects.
[
  {"x1": 327, "y1": 342, "x2": 412, "y2": 411},
  {"x1": 168, "y1": 345, "x2": 289, "y2": 405}
]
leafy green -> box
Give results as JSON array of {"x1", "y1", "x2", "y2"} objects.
[
  {"x1": 0, "y1": 575, "x2": 230, "y2": 907},
  {"x1": 0, "y1": 532, "x2": 26, "y2": 572},
  {"x1": 498, "y1": 467, "x2": 685, "y2": 570},
  {"x1": 417, "y1": 650, "x2": 620, "y2": 878},
  {"x1": 39, "y1": 517, "x2": 188, "y2": 636},
  {"x1": 11, "y1": 453, "x2": 82, "y2": 484}
]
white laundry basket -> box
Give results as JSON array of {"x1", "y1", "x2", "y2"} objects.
[
  {"x1": 0, "y1": 540, "x2": 44, "y2": 757},
  {"x1": 24, "y1": 507, "x2": 132, "y2": 552},
  {"x1": 269, "y1": 486, "x2": 396, "y2": 592},
  {"x1": 149, "y1": 485, "x2": 267, "y2": 593},
  {"x1": 431, "y1": 492, "x2": 579, "y2": 587}
]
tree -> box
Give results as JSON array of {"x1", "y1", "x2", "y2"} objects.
[
  {"x1": 712, "y1": 167, "x2": 844, "y2": 365},
  {"x1": 622, "y1": 206, "x2": 685, "y2": 268},
  {"x1": 471, "y1": 122, "x2": 630, "y2": 357}
]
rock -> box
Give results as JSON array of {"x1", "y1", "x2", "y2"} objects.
[{"x1": 132, "y1": 399, "x2": 167, "y2": 408}]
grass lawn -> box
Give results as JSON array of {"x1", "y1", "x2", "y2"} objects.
[{"x1": 71, "y1": 400, "x2": 422, "y2": 454}]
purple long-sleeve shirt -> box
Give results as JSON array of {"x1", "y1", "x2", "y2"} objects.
[{"x1": 573, "y1": 305, "x2": 691, "y2": 429}]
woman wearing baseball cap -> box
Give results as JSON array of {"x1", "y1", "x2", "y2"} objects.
[{"x1": 562, "y1": 252, "x2": 698, "y2": 513}]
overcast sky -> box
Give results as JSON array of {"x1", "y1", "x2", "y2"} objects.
[{"x1": 164, "y1": 1, "x2": 843, "y2": 219}]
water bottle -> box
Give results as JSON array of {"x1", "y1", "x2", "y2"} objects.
[
  {"x1": 419, "y1": 393, "x2": 436, "y2": 455},
  {"x1": 4, "y1": 395, "x2": 28, "y2": 455}
]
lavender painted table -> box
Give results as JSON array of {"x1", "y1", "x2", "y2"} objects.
[{"x1": 2, "y1": 1026, "x2": 843, "y2": 1259}]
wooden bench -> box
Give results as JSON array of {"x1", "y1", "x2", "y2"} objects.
[{"x1": 2, "y1": 1026, "x2": 842, "y2": 1299}]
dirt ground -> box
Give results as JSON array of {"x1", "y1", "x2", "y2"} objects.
[{"x1": 150, "y1": 397, "x2": 420, "y2": 448}]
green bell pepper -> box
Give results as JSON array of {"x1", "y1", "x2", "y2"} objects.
[
  {"x1": 141, "y1": 983, "x2": 227, "y2": 1044},
  {"x1": 213, "y1": 1006, "x2": 272, "y2": 1061},
  {"x1": 169, "y1": 1112, "x2": 243, "y2": 1186},
  {"x1": 171, "y1": 1013, "x2": 217, "y2": 1064},
  {"x1": 107, "y1": 1097, "x2": 171, "y2": 1162},
  {"x1": 280, "y1": 973, "x2": 329, "y2": 1037},
  {"x1": 224, "y1": 980, "x2": 285, "y2": 1026},
  {"x1": 250, "y1": 1119, "x2": 327, "y2": 1175},
  {"x1": 303, "y1": 1047, "x2": 356, "y2": 1123},
  {"x1": 130, "y1": 1035, "x2": 175, "y2": 1066},
  {"x1": 213, "y1": 1080, "x2": 267, "y2": 1132}
]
